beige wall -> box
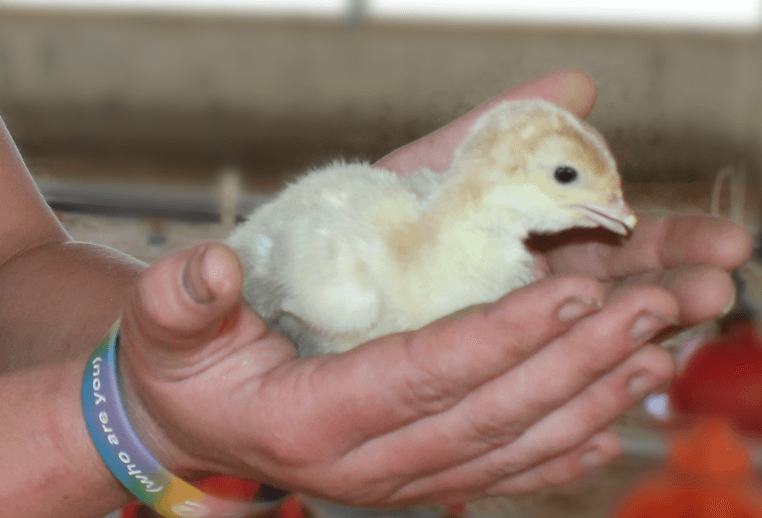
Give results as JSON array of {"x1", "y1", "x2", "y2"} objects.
[{"x1": 0, "y1": 9, "x2": 760, "y2": 188}]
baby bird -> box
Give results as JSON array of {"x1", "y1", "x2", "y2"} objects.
[{"x1": 228, "y1": 99, "x2": 637, "y2": 357}]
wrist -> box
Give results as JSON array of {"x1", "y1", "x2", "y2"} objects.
[
  {"x1": 83, "y1": 321, "x2": 288, "y2": 517},
  {"x1": 0, "y1": 354, "x2": 134, "y2": 518},
  {"x1": 89, "y1": 321, "x2": 203, "y2": 477},
  {"x1": 117, "y1": 343, "x2": 202, "y2": 478}
]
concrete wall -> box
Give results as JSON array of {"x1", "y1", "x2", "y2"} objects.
[{"x1": 0, "y1": 8, "x2": 759, "y2": 188}]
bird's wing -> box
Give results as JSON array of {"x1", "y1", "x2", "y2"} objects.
[
  {"x1": 275, "y1": 209, "x2": 384, "y2": 338},
  {"x1": 230, "y1": 161, "x2": 420, "y2": 351}
]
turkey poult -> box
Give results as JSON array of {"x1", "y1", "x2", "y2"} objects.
[{"x1": 228, "y1": 99, "x2": 637, "y2": 357}]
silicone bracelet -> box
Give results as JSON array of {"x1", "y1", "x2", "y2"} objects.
[{"x1": 82, "y1": 320, "x2": 287, "y2": 518}]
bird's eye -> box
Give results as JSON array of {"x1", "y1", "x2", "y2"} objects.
[{"x1": 554, "y1": 166, "x2": 578, "y2": 184}]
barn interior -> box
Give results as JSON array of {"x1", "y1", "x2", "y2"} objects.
[{"x1": 1, "y1": 2, "x2": 761, "y2": 517}]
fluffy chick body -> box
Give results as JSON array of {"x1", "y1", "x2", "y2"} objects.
[{"x1": 228, "y1": 99, "x2": 636, "y2": 356}]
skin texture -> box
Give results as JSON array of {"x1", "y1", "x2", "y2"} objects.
[{"x1": 0, "y1": 71, "x2": 752, "y2": 518}]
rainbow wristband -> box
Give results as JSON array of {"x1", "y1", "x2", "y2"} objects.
[{"x1": 82, "y1": 320, "x2": 288, "y2": 518}]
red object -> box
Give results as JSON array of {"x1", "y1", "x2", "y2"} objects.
[
  {"x1": 611, "y1": 418, "x2": 762, "y2": 518},
  {"x1": 670, "y1": 321, "x2": 762, "y2": 437},
  {"x1": 192, "y1": 475, "x2": 262, "y2": 501},
  {"x1": 279, "y1": 496, "x2": 306, "y2": 518},
  {"x1": 119, "y1": 502, "x2": 141, "y2": 518},
  {"x1": 118, "y1": 477, "x2": 268, "y2": 517}
]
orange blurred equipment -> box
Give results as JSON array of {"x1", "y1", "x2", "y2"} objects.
[{"x1": 611, "y1": 418, "x2": 762, "y2": 518}]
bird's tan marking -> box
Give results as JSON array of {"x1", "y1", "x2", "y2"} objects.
[
  {"x1": 556, "y1": 125, "x2": 611, "y2": 178},
  {"x1": 521, "y1": 118, "x2": 611, "y2": 178},
  {"x1": 386, "y1": 165, "x2": 492, "y2": 269},
  {"x1": 386, "y1": 220, "x2": 434, "y2": 269},
  {"x1": 463, "y1": 113, "x2": 611, "y2": 181},
  {"x1": 385, "y1": 116, "x2": 611, "y2": 269}
]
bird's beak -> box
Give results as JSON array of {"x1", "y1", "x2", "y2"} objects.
[{"x1": 572, "y1": 202, "x2": 638, "y2": 235}]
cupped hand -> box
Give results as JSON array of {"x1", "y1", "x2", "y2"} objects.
[
  {"x1": 376, "y1": 70, "x2": 749, "y2": 326},
  {"x1": 116, "y1": 71, "x2": 752, "y2": 507}
]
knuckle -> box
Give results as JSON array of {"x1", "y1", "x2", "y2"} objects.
[
  {"x1": 517, "y1": 274, "x2": 605, "y2": 310},
  {"x1": 610, "y1": 284, "x2": 678, "y2": 315},
  {"x1": 482, "y1": 453, "x2": 524, "y2": 482},
  {"x1": 469, "y1": 416, "x2": 527, "y2": 447},
  {"x1": 398, "y1": 337, "x2": 464, "y2": 414}
]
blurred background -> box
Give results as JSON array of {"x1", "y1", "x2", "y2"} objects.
[
  {"x1": 1, "y1": 2, "x2": 762, "y2": 517},
  {"x1": 0, "y1": 1, "x2": 761, "y2": 217}
]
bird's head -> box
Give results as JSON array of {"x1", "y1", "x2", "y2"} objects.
[
  {"x1": 454, "y1": 99, "x2": 637, "y2": 236},
  {"x1": 520, "y1": 126, "x2": 637, "y2": 235}
]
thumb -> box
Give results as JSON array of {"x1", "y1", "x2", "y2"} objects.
[{"x1": 121, "y1": 242, "x2": 268, "y2": 371}]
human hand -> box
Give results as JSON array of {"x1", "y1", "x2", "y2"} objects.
[{"x1": 116, "y1": 71, "x2": 751, "y2": 508}]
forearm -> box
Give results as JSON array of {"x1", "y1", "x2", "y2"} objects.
[
  {"x1": 0, "y1": 116, "x2": 150, "y2": 515},
  {"x1": 0, "y1": 241, "x2": 147, "y2": 516},
  {"x1": 0, "y1": 113, "x2": 145, "y2": 371},
  {"x1": 0, "y1": 241, "x2": 144, "y2": 373},
  {"x1": 0, "y1": 118, "x2": 69, "y2": 264},
  {"x1": 0, "y1": 354, "x2": 134, "y2": 518}
]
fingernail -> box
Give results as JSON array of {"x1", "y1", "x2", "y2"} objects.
[
  {"x1": 721, "y1": 286, "x2": 737, "y2": 316},
  {"x1": 631, "y1": 312, "x2": 676, "y2": 345},
  {"x1": 183, "y1": 245, "x2": 214, "y2": 303},
  {"x1": 201, "y1": 245, "x2": 239, "y2": 296},
  {"x1": 627, "y1": 372, "x2": 658, "y2": 398},
  {"x1": 580, "y1": 447, "x2": 605, "y2": 469},
  {"x1": 556, "y1": 297, "x2": 601, "y2": 323}
]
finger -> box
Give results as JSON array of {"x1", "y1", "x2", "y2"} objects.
[
  {"x1": 375, "y1": 70, "x2": 597, "y2": 175},
  {"x1": 479, "y1": 344, "x2": 673, "y2": 483},
  {"x1": 605, "y1": 264, "x2": 736, "y2": 324},
  {"x1": 241, "y1": 276, "x2": 606, "y2": 498},
  {"x1": 120, "y1": 242, "x2": 268, "y2": 377},
  {"x1": 544, "y1": 213, "x2": 752, "y2": 280},
  {"x1": 390, "y1": 344, "x2": 671, "y2": 503},
  {"x1": 482, "y1": 429, "x2": 622, "y2": 497},
  {"x1": 336, "y1": 282, "x2": 673, "y2": 486},
  {"x1": 370, "y1": 286, "x2": 675, "y2": 499},
  {"x1": 0, "y1": 117, "x2": 69, "y2": 264},
  {"x1": 406, "y1": 429, "x2": 622, "y2": 504},
  {"x1": 305, "y1": 276, "x2": 604, "y2": 454}
]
